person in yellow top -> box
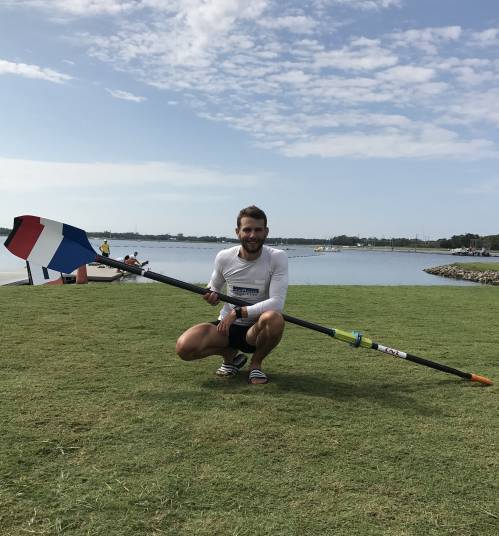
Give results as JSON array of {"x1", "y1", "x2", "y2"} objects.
[{"x1": 99, "y1": 239, "x2": 110, "y2": 257}]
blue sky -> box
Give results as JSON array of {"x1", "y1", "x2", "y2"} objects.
[{"x1": 0, "y1": 0, "x2": 498, "y2": 239}]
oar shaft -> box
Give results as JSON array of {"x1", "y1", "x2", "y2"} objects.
[
  {"x1": 372, "y1": 342, "x2": 475, "y2": 381},
  {"x1": 406, "y1": 353, "x2": 471, "y2": 379}
]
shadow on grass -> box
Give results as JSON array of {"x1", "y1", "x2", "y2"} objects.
[
  {"x1": 136, "y1": 366, "x2": 472, "y2": 415},
  {"x1": 196, "y1": 372, "x2": 455, "y2": 416}
]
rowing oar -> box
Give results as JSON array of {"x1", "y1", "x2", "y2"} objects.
[{"x1": 4, "y1": 215, "x2": 493, "y2": 386}]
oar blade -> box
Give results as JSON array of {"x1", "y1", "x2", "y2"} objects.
[{"x1": 4, "y1": 215, "x2": 97, "y2": 273}]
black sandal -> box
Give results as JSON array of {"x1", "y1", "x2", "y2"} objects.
[
  {"x1": 215, "y1": 353, "x2": 248, "y2": 377},
  {"x1": 248, "y1": 369, "x2": 269, "y2": 384}
]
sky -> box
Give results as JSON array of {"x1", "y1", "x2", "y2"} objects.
[{"x1": 0, "y1": 0, "x2": 498, "y2": 240}]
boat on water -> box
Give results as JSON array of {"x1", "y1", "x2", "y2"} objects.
[
  {"x1": 314, "y1": 245, "x2": 341, "y2": 252},
  {"x1": 450, "y1": 247, "x2": 490, "y2": 257}
]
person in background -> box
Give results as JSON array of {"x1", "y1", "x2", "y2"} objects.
[
  {"x1": 99, "y1": 239, "x2": 110, "y2": 257},
  {"x1": 114, "y1": 255, "x2": 139, "y2": 274},
  {"x1": 176, "y1": 205, "x2": 288, "y2": 385},
  {"x1": 125, "y1": 254, "x2": 141, "y2": 267},
  {"x1": 127, "y1": 251, "x2": 141, "y2": 266}
]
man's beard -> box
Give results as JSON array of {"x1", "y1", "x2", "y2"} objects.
[{"x1": 240, "y1": 237, "x2": 265, "y2": 254}]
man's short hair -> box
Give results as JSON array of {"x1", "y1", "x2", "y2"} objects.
[{"x1": 237, "y1": 205, "x2": 267, "y2": 228}]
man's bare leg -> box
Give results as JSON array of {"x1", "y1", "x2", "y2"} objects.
[
  {"x1": 176, "y1": 323, "x2": 236, "y2": 362},
  {"x1": 246, "y1": 310, "x2": 285, "y2": 384}
]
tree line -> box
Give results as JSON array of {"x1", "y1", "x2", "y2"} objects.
[
  {"x1": 328, "y1": 233, "x2": 499, "y2": 250},
  {"x1": 1, "y1": 227, "x2": 498, "y2": 250}
]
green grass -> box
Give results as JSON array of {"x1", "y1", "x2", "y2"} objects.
[
  {"x1": 452, "y1": 262, "x2": 499, "y2": 272},
  {"x1": 1, "y1": 284, "x2": 498, "y2": 535}
]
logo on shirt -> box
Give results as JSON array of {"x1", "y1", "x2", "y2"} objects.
[{"x1": 232, "y1": 285, "x2": 259, "y2": 297}]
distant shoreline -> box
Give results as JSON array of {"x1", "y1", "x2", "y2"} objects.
[
  {"x1": 2, "y1": 231, "x2": 498, "y2": 252},
  {"x1": 338, "y1": 246, "x2": 498, "y2": 256}
]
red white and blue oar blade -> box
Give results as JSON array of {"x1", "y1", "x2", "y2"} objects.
[{"x1": 4, "y1": 215, "x2": 97, "y2": 273}]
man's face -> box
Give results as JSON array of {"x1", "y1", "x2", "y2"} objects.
[{"x1": 236, "y1": 216, "x2": 268, "y2": 254}]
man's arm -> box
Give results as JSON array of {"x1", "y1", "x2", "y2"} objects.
[
  {"x1": 204, "y1": 252, "x2": 225, "y2": 305},
  {"x1": 244, "y1": 251, "x2": 288, "y2": 319}
]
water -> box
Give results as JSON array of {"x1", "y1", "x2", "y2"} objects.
[{"x1": 2, "y1": 235, "x2": 495, "y2": 285}]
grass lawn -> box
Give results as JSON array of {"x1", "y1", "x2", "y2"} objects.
[
  {"x1": 452, "y1": 262, "x2": 499, "y2": 272},
  {"x1": 0, "y1": 284, "x2": 497, "y2": 535}
]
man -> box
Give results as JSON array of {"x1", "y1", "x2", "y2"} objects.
[
  {"x1": 99, "y1": 239, "x2": 110, "y2": 257},
  {"x1": 176, "y1": 205, "x2": 288, "y2": 385},
  {"x1": 126, "y1": 252, "x2": 141, "y2": 266},
  {"x1": 112, "y1": 255, "x2": 136, "y2": 275}
]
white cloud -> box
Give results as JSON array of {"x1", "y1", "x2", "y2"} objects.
[
  {"x1": 441, "y1": 89, "x2": 499, "y2": 128},
  {"x1": 19, "y1": 0, "x2": 139, "y2": 17},
  {"x1": 377, "y1": 65, "x2": 435, "y2": 83},
  {"x1": 6, "y1": 2, "x2": 498, "y2": 162},
  {"x1": 314, "y1": 46, "x2": 398, "y2": 71},
  {"x1": 471, "y1": 28, "x2": 499, "y2": 47},
  {"x1": 390, "y1": 26, "x2": 462, "y2": 54},
  {"x1": 331, "y1": 0, "x2": 400, "y2": 10},
  {"x1": 452, "y1": 66, "x2": 494, "y2": 86},
  {"x1": 281, "y1": 125, "x2": 497, "y2": 160},
  {"x1": 269, "y1": 70, "x2": 310, "y2": 84},
  {"x1": 0, "y1": 157, "x2": 261, "y2": 193},
  {"x1": 106, "y1": 88, "x2": 146, "y2": 102},
  {"x1": 258, "y1": 15, "x2": 317, "y2": 34},
  {"x1": 85, "y1": 1, "x2": 269, "y2": 69},
  {"x1": 78, "y1": 10, "x2": 498, "y2": 159},
  {"x1": 0, "y1": 58, "x2": 72, "y2": 83},
  {"x1": 176, "y1": 0, "x2": 267, "y2": 62}
]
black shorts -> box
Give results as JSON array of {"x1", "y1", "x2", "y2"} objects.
[{"x1": 211, "y1": 320, "x2": 257, "y2": 354}]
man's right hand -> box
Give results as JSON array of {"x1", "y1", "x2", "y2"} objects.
[{"x1": 203, "y1": 290, "x2": 220, "y2": 306}]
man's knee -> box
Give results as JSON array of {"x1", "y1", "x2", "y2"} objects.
[
  {"x1": 258, "y1": 310, "x2": 285, "y2": 333},
  {"x1": 176, "y1": 323, "x2": 220, "y2": 361},
  {"x1": 176, "y1": 333, "x2": 199, "y2": 361}
]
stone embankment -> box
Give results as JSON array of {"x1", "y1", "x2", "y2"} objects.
[{"x1": 424, "y1": 265, "x2": 499, "y2": 285}]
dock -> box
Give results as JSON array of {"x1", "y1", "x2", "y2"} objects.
[
  {"x1": 72, "y1": 264, "x2": 124, "y2": 282},
  {"x1": 0, "y1": 264, "x2": 128, "y2": 286},
  {"x1": 0, "y1": 271, "x2": 29, "y2": 286}
]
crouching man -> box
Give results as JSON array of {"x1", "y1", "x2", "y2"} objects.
[{"x1": 176, "y1": 205, "x2": 288, "y2": 385}]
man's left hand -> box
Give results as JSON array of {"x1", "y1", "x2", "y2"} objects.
[{"x1": 217, "y1": 309, "x2": 237, "y2": 336}]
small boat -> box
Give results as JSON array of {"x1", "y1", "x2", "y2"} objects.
[
  {"x1": 314, "y1": 245, "x2": 340, "y2": 252},
  {"x1": 450, "y1": 247, "x2": 469, "y2": 256}
]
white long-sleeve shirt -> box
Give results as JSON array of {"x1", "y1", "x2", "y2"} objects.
[{"x1": 208, "y1": 245, "x2": 288, "y2": 326}]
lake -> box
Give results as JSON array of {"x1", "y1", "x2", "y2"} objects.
[{"x1": 1, "y1": 236, "x2": 495, "y2": 286}]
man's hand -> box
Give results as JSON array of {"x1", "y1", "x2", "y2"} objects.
[
  {"x1": 203, "y1": 290, "x2": 220, "y2": 306},
  {"x1": 217, "y1": 309, "x2": 237, "y2": 336}
]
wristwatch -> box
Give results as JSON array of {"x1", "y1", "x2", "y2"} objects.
[{"x1": 235, "y1": 306, "x2": 243, "y2": 319}]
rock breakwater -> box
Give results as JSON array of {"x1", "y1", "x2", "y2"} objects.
[{"x1": 424, "y1": 265, "x2": 499, "y2": 285}]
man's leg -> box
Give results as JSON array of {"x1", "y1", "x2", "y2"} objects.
[
  {"x1": 176, "y1": 323, "x2": 236, "y2": 362},
  {"x1": 246, "y1": 310, "x2": 285, "y2": 383}
]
